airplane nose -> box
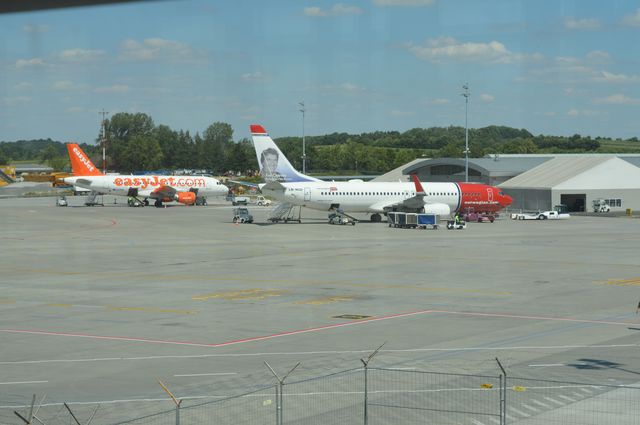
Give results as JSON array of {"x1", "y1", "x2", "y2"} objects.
[{"x1": 504, "y1": 194, "x2": 513, "y2": 205}]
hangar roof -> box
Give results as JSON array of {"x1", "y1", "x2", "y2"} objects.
[
  {"x1": 499, "y1": 156, "x2": 640, "y2": 190},
  {"x1": 402, "y1": 157, "x2": 549, "y2": 177}
]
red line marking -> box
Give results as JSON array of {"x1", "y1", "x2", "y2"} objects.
[
  {"x1": 0, "y1": 309, "x2": 434, "y2": 348},
  {"x1": 0, "y1": 309, "x2": 632, "y2": 349},
  {"x1": 428, "y1": 309, "x2": 635, "y2": 326}
]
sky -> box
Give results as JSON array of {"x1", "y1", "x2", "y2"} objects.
[{"x1": 1, "y1": 0, "x2": 640, "y2": 144}]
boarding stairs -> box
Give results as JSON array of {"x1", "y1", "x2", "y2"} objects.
[
  {"x1": 84, "y1": 191, "x2": 104, "y2": 206},
  {"x1": 268, "y1": 202, "x2": 302, "y2": 223},
  {"x1": 0, "y1": 169, "x2": 14, "y2": 184}
]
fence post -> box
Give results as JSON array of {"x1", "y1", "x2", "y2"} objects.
[
  {"x1": 495, "y1": 357, "x2": 507, "y2": 425},
  {"x1": 360, "y1": 342, "x2": 386, "y2": 425},
  {"x1": 157, "y1": 380, "x2": 182, "y2": 425},
  {"x1": 264, "y1": 362, "x2": 300, "y2": 425}
]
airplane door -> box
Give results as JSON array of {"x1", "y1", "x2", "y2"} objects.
[
  {"x1": 304, "y1": 188, "x2": 311, "y2": 201},
  {"x1": 487, "y1": 188, "x2": 494, "y2": 202}
]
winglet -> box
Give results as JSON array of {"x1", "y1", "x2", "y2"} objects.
[
  {"x1": 250, "y1": 124, "x2": 267, "y2": 135},
  {"x1": 67, "y1": 143, "x2": 103, "y2": 176},
  {"x1": 411, "y1": 174, "x2": 425, "y2": 194}
]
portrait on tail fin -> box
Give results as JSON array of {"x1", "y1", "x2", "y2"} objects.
[{"x1": 250, "y1": 124, "x2": 320, "y2": 183}]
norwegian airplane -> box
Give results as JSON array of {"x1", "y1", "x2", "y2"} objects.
[
  {"x1": 62, "y1": 143, "x2": 228, "y2": 206},
  {"x1": 250, "y1": 124, "x2": 512, "y2": 221}
]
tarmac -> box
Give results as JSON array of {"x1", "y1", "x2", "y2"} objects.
[{"x1": 1, "y1": 194, "x2": 640, "y2": 424}]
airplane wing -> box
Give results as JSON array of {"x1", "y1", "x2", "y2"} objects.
[
  {"x1": 149, "y1": 185, "x2": 177, "y2": 199},
  {"x1": 227, "y1": 179, "x2": 261, "y2": 188},
  {"x1": 368, "y1": 175, "x2": 451, "y2": 216}
]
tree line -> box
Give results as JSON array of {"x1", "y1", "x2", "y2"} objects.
[{"x1": 1, "y1": 112, "x2": 639, "y2": 174}]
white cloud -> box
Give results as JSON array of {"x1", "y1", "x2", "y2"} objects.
[
  {"x1": 406, "y1": 37, "x2": 540, "y2": 64},
  {"x1": 428, "y1": 98, "x2": 450, "y2": 105},
  {"x1": 3, "y1": 96, "x2": 32, "y2": 105},
  {"x1": 303, "y1": 7, "x2": 327, "y2": 17},
  {"x1": 14, "y1": 82, "x2": 33, "y2": 90},
  {"x1": 241, "y1": 71, "x2": 268, "y2": 82},
  {"x1": 94, "y1": 84, "x2": 130, "y2": 93},
  {"x1": 340, "y1": 82, "x2": 365, "y2": 92},
  {"x1": 593, "y1": 94, "x2": 638, "y2": 105},
  {"x1": 567, "y1": 109, "x2": 601, "y2": 117},
  {"x1": 119, "y1": 38, "x2": 200, "y2": 61},
  {"x1": 565, "y1": 18, "x2": 601, "y2": 30},
  {"x1": 585, "y1": 50, "x2": 611, "y2": 63},
  {"x1": 59, "y1": 48, "x2": 105, "y2": 62},
  {"x1": 52, "y1": 80, "x2": 89, "y2": 91},
  {"x1": 621, "y1": 8, "x2": 640, "y2": 27},
  {"x1": 374, "y1": 0, "x2": 435, "y2": 5},
  {"x1": 480, "y1": 94, "x2": 495, "y2": 102},
  {"x1": 593, "y1": 71, "x2": 640, "y2": 83},
  {"x1": 15, "y1": 58, "x2": 45, "y2": 68},
  {"x1": 390, "y1": 109, "x2": 414, "y2": 116},
  {"x1": 304, "y1": 3, "x2": 363, "y2": 17},
  {"x1": 23, "y1": 24, "x2": 50, "y2": 34}
]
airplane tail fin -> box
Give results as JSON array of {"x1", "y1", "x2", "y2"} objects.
[
  {"x1": 250, "y1": 124, "x2": 320, "y2": 183},
  {"x1": 411, "y1": 174, "x2": 425, "y2": 195},
  {"x1": 66, "y1": 143, "x2": 103, "y2": 176}
]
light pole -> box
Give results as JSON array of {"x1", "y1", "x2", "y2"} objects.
[
  {"x1": 461, "y1": 83, "x2": 470, "y2": 182},
  {"x1": 299, "y1": 101, "x2": 306, "y2": 174}
]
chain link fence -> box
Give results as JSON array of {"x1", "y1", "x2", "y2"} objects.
[{"x1": 4, "y1": 365, "x2": 640, "y2": 425}]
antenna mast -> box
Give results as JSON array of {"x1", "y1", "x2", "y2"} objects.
[{"x1": 99, "y1": 109, "x2": 109, "y2": 174}]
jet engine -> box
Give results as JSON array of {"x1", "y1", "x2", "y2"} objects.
[
  {"x1": 176, "y1": 191, "x2": 197, "y2": 205},
  {"x1": 423, "y1": 203, "x2": 451, "y2": 216}
]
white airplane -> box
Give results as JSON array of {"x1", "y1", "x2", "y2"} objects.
[
  {"x1": 250, "y1": 124, "x2": 513, "y2": 221},
  {"x1": 62, "y1": 143, "x2": 228, "y2": 207}
]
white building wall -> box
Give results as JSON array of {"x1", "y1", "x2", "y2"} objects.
[{"x1": 552, "y1": 189, "x2": 640, "y2": 212}]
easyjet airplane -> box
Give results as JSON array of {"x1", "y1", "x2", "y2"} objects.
[
  {"x1": 62, "y1": 143, "x2": 228, "y2": 206},
  {"x1": 251, "y1": 124, "x2": 512, "y2": 221}
]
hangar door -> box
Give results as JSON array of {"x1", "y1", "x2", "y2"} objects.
[{"x1": 560, "y1": 194, "x2": 586, "y2": 212}]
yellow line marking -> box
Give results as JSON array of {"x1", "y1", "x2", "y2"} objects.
[
  {"x1": 296, "y1": 296, "x2": 353, "y2": 305},
  {"x1": 45, "y1": 303, "x2": 72, "y2": 308},
  {"x1": 8, "y1": 271, "x2": 510, "y2": 296},
  {"x1": 600, "y1": 278, "x2": 640, "y2": 286},
  {"x1": 106, "y1": 306, "x2": 198, "y2": 315},
  {"x1": 192, "y1": 289, "x2": 288, "y2": 301}
]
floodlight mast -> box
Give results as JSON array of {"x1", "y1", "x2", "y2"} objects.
[
  {"x1": 299, "y1": 101, "x2": 306, "y2": 174},
  {"x1": 461, "y1": 83, "x2": 470, "y2": 182}
]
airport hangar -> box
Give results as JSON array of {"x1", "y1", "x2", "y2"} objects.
[{"x1": 380, "y1": 154, "x2": 640, "y2": 213}]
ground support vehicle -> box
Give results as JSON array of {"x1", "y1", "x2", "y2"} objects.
[
  {"x1": 388, "y1": 212, "x2": 439, "y2": 229},
  {"x1": 592, "y1": 199, "x2": 610, "y2": 213},
  {"x1": 56, "y1": 196, "x2": 68, "y2": 207},
  {"x1": 328, "y1": 211, "x2": 356, "y2": 225},
  {"x1": 127, "y1": 196, "x2": 143, "y2": 207},
  {"x1": 231, "y1": 196, "x2": 249, "y2": 206},
  {"x1": 232, "y1": 207, "x2": 253, "y2": 223},
  {"x1": 195, "y1": 196, "x2": 207, "y2": 206},
  {"x1": 256, "y1": 196, "x2": 272, "y2": 206},
  {"x1": 513, "y1": 205, "x2": 570, "y2": 220},
  {"x1": 446, "y1": 219, "x2": 467, "y2": 229},
  {"x1": 463, "y1": 212, "x2": 495, "y2": 223}
]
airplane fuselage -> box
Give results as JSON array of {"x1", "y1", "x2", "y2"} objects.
[
  {"x1": 263, "y1": 181, "x2": 507, "y2": 214},
  {"x1": 64, "y1": 175, "x2": 227, "y2": 199}
]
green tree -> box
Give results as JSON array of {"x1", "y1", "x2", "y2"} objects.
[
  {"x1": 202, "y1": 122, "x2": 233, "y2": 172},
  {"x1": 48, "y1": 156, "x2": 70, "y2": 172},
  {"x1": 119, "y1": 136, "x2": 163, "y2": 172},
  {"x1": 104, "y1": 112, "x2": 155, "y2": 170}
]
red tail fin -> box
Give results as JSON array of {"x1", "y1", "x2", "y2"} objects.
[
  {"x1": 67, "y1": 143, "x2": 103, "y2": 176},
  {"x1": 411, "y1": 174, "x2": 425, "y2": 193}
]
